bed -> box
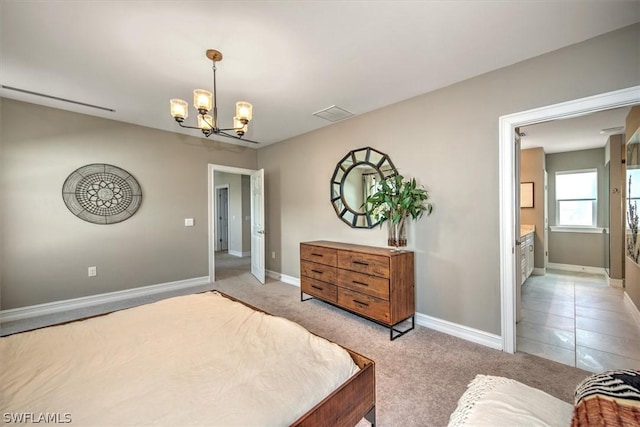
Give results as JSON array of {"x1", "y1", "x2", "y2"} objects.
[{"x1": 0, "y1": 291, "x2": 376, "y2": 426}]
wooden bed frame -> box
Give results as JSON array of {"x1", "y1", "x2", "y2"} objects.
[
  {"x1": 292, "y1": 347, "x2": 375, "y2": 426},
  {"x1": 3, "y1": 291, "x2": 376, "y2": 427},
  {"x1": 222, "y1": 292, "x2": 377, "y2": 427}
]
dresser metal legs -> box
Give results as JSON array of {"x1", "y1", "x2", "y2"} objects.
[{"x1": 390, "y1": 316, "x2": 414, "y2": 340}]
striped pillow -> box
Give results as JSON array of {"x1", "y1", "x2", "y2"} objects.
[{"x1": 572, "y1": 370, "x2": 640, "y2": 426}]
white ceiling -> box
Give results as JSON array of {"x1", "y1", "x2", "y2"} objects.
[
  {"x1": 521, "y1": 106, "x2": 631, "y2": 154},
  {"x1": 1, "y1": 1, "x2": 639, "y2": 147}
]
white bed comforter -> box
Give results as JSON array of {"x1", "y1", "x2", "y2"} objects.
[{"x1": 0, "y1": 292, "x2": 359, "y2": 426}]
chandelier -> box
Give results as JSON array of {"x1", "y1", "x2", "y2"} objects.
[{"x1": 170, "y1": 49, "x2": 258, "y2": 144}]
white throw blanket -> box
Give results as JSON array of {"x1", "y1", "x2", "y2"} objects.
[
  {"x1": 448, "y1": 374, "x2": 573, "y2": 427},
  {"x1": 1, "y1": 292, "x2": 359, "y2": 426}
]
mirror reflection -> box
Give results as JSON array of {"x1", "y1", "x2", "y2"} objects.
[{"x1": 330, "y1": 147, "x2": 397, "y2": 228}]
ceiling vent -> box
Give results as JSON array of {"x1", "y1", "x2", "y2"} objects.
[
  {"x1": 312, "y1": 105, "x2": 354, "y2": 122},
  {"x1": 1, "y1": 85, "x2": 115, "y2": 112}
]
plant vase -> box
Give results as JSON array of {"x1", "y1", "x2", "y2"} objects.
[
  {"x1": 387, "y1": 214, "x2": 407, "y2": 249},
  {"x1": 396, "y1": 215, "x2": 407, "y2": 247},
  {"x1": 387, "y1": 220, "x2": 397, "y2": 247}
]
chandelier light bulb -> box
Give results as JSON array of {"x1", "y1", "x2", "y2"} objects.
[
  {"x1": 170, "y1": 99, "x2": 188, "y2": 120},
  {"x1": 233, "y1": 116, "x2": 248, "y2": 135},
  {"x1": 236, "y1": 102, "x2": 253, "y2": 123},
  {"x1": 198, "y1": 114, "x2": 214, "y2": 130},
  {"x1": 193, "y1": 89, "x2": 213, "y2": 113}
]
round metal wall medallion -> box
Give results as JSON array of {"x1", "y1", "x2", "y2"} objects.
[{"x1": 62, "y1": 163, "x2": 142, "y2": 224}]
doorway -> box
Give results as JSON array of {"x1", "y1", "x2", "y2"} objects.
[
  {"x1": 215, "y1": 186, "x2": 229, "y2": 252},
  {"x1": 208, "y1": 164, "x2": 266, "y2": 285},
  {"x1": 499, "y1": 85, "x2": 640, "y2": 353},
  {"x1": 517, "y1": 110, "x2": 634, "y2": 370}
]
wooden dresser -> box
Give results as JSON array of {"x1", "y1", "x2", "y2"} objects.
[{"x1": 300, "y1": 240, "x2": 415, "y2": 340}]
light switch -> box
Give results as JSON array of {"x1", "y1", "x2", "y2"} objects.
[{"x1": 184, "y1": 218, "x2": 194, "y2": 227}]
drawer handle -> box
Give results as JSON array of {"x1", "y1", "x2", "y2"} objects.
[
  {"x1": 311, "y1": 285, "x2": 323, "y2": 291},
  {"x1": 311, "y1": 269, "x2": 323, "y2": 274},
  {"x1": 353, "y1": 299, "x2": 369, "y2": 307},
  {"x1": 352, "y1": 280, "x2": 369, "y2": 287},
  {"x1": 352, "y1": 260, "x2": 369, "y2": 266},
  {"x1": 311, "y1": 253, "x2": 324, "y2": 257}
]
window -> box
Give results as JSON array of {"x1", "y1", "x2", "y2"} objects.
[{"x1": 555, "y1": 169, "x2": 597, "y2": 227}]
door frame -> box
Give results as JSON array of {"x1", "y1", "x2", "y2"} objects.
[
  {"x1": 499, "y1": 85, "x2": 640, "y2": 353},
  {"x1": 208, "y1": 164, "x2": 258, "y2": 283}
]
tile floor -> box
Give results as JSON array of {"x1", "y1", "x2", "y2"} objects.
[{"x1": 517, "y1": 269, "x2": 640, "y2": 373}]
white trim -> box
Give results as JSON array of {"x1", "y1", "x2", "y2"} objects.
[
  {"x1": 415, "y1": 312, "x2": 502, "y2": 350},
  {"x1": 608, "y1": 278, "x2": 624, "y2": 288},
  {"x1": 266, "y1": 270, "x2": 300, "y2": 286},
  {"x1": 499, "y1": 85, "x2": 640, "y2": 354},
  {"x1": 547, "y1": 262, "x2": 606, "y2": 276},
  {"x1": 623, "y1": 292, "x2": 640, "y2": 328},
  {"x1": 208, "y1": 164, "x2": 258, "y2": 283},
  {"x1": 228, "y1": 250, "x2": 251, "y2": 258},
  {"x1": 532, "y1": 267, "x2": 546, "y2": 276},
  {"x1": 550, "y1": 226, "x2": 604, "y2": 234},
  {"x1": 273, "y1": 273, "x2": 501, "y2": 349},
  {"x1": 0, "y1": 276, "x2": 210, "y2": 323}
]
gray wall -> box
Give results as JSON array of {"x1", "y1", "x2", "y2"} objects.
[
  {"x1": 1, "y1": 99, "x2": 257, "y2": 309},
  {"x1": 520, "y1": 148, "x2": 546, "y2": 269},
  {"x1": 546, "y1": 148, "x2": 606, "y2": 267},
  {"x1": 257, "y1": 24, "x2": 640, "y2": 335}
]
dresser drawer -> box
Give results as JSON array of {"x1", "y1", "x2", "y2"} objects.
[
  {"x1": 301, "y1": 260, "x2": 336, "y2": 283},
  {"x1": 301, "y1": 277, "x2": 338, "y2": 303},
  {"x1": 337, "y1": 269, "x2": 389, "y2": 300},
  {"x1": 338, "y1": 288, "x2": 390, "y2": 323},
  {"x1": 338, "y1": 252, "x2": 390, "y2": 278},
  {"x1": 301, "y1": 244, "x2": 337, "y2": 266}
]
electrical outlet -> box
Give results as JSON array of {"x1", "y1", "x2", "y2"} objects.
[
  {"x1": 88, "y1": 266, "x2": 97, "y2": 277},
  {"x1": 184, "y1": 218, "x2": 194, "y2": 227},
  {"x1": 271, "y1": 251, "x2": 276, "y2": 259}
]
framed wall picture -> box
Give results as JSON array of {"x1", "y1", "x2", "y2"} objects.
[
  {"x1": 520, "y1": 182, "x2": 534, "y2": 208},
  {"x1": 62, "y1": 163, "x2": 142, "y2": 224}
]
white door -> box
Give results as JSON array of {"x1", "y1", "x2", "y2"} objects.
[{"x1": 251, "y1": 169, "x2": 266, "y2": 284}]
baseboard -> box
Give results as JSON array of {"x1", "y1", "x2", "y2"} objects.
[
  {"x1": 547, "y1": 262, "x2": 606, "y2": 276},
  {"x1": 277, "y1": 273, "x2": 502, "y2": 350},
  {"x1": 0, "y1": 276, "x2": 210, "y2": 323},
  {"x1": 415, "y1": 312, "x2": 503, "y2": 350},
  {"x1": 228, "y1": 250, "x2": 250, "y2": 257},
  {"x1": 608, "y1": 277, "x2": 624, "y2": 288},
  {"x1": 266, "y1": 270, "x2": 300, "y2": 286},
  {"x1": 623, "y1": 292, "x2": 640, "y2": 328},
  {"x1": 532, "y1": 267, "x2": 546, "y2": 276}
]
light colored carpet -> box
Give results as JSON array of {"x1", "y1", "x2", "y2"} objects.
[{"x1": 2, "y1": 253, "x2": 590, "y2": 426}]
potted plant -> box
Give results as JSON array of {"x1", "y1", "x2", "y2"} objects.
[{"x1": 362, "y1": 174, "x2": 433, "y2": 248}]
